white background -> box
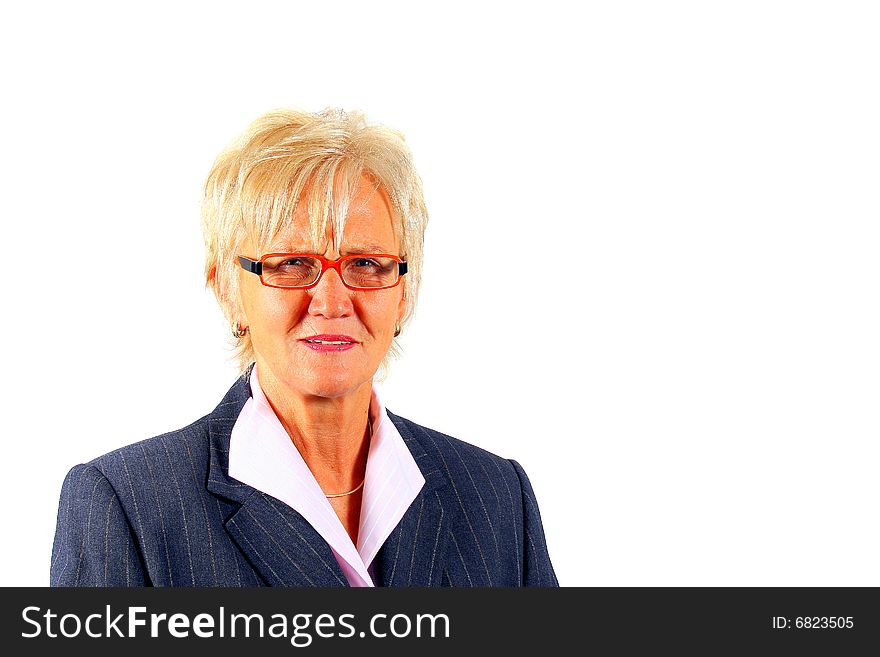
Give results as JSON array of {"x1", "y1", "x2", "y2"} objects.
[{"x1": 1, "y1": 1, "x2": 878, "y2": 586}]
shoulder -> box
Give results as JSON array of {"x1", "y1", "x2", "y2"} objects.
[
  {"x1": 386, "y1": 411, "x2": 524, "y2": 490},
  {"x1": 56, "y1": 410, "x2": 220, "y2": 520},
  {"x1": 56, "y1": 410, "x2": 224, "y2": 555},
  {"x1": 388, "y1": 411, "x2": 512, "y2": 463},
  {"x1": 69, "y1": 373, "x2": 251, "y2": 490},
  {"x1": 80, "y1": 414, "x2": 213, "y2": 486}
]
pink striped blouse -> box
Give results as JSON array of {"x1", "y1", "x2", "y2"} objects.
[{"x1": 228, "y1": 365, "x2": 426, "y2": 587}]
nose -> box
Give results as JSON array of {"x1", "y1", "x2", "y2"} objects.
[{"x1": 307, "y1": 267, "x2": 354, "y2": 319}]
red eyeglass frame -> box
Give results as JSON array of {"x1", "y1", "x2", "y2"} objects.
[{"x1": 237, "y1": 253, "x2": 408, "y2": 291}]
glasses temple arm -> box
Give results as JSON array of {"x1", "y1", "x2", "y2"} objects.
[{"x1": 237, "y1": 256, "x2": 263, "y2": 276}]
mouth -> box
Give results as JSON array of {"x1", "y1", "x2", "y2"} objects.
[
  {"x1": 302, "y1": 334, "x2": 358, "y2": 344},
  {"x1": 300, "y1": 334, "x2": 358, "y2": 352}
]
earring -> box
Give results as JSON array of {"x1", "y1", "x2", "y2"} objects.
[
  {"x1": 393, "y1": 322, "x2": 401, "y2": 338},
  {"x1": 233, "y1": 322, "x2": 249, "y2": 338}
]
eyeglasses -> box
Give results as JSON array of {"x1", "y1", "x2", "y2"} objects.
[{"x1": 237, "y1": 253, "x2": 408, "y2": 290}]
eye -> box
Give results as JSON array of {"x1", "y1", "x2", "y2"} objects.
[
  {"x1": 351, "y1": 257, "x2": 382, "y2": 268},
  {"x1": 264, "y1": 256, "x2": 320, "y2": 276}
]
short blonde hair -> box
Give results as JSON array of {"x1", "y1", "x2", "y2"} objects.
[{"x1": 201, "y1": 108, "x2": 429, "y2": 375}]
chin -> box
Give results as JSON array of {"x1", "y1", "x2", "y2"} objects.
[{"x1": 296, "y1": 368, "x2": 370, "y2": 399}]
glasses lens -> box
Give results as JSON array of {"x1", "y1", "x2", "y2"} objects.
[
  {"x1": 261, "y1": 256, "x2": 321, "y2": 287},
  {"x1": 342, "y1": 256, "x2": 400, "y2": 288}
]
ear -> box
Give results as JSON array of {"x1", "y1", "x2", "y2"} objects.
[
  {"x1": 208, "y1": 266, "x2": 227, "y2": 312},
  {"x1": 208, "y1": 266, "x2": 244, "y2": 326},
  {"x1": 208, "y1": 265, "x2": 220, "y2": 300},
  {"x1": 396, "y1": 282, "x2": 407, "y2": 323}
]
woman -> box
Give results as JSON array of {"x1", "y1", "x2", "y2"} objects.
[{"x1": 50, "y1": 108, "x2": 557, "y2": 587}]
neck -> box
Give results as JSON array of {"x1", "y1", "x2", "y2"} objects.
[{"x1": 255, "y1": 364, "x2": 372, "y2": 494}]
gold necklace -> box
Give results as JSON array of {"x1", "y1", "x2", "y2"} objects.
[
  {"x1": 325, "y1": 477, "x2": 366, "y2": 498},
  {"x1": 324, "y1": 414, "x2": 372, "y2": 499}
]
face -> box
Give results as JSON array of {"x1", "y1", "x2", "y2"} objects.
[{"x1": 233, "y1": 176, "x2": 406, "y2": 400}]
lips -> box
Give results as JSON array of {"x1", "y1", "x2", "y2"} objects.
[
  {"x1": 301, "y1": 334, "x2": 358, "y2": 345},
  {"x1": 300, "y1": 334, "x2": 359, "y2": 352}
]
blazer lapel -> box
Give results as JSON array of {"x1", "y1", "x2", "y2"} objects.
[
  {"x1": 205, "y1": 372, "x2": 348, "y2": 587},
  {"x1": 224, "y1": 491, "x2": 348, "y2": 587},
  {"x1": 373, "y1": 412, "x2": 452, "y2": 587}
]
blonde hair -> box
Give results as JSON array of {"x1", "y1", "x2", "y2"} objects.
[{"x1": 201, "y1": 108, "x2": 429, "y2": 375}]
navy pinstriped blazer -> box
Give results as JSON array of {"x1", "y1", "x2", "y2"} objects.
[{"x1": 50, "y1": 371, "x2": 558, "y2": 587}]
